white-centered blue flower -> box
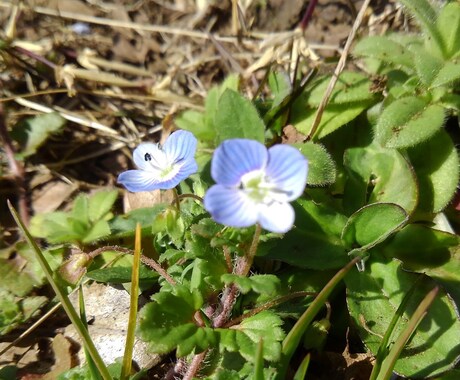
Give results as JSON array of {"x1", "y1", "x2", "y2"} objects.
[
  {"x1": 204, "y1": 139, "x2": 308, "y2": 233},
  {"x1": 118, "y1": 130, "x2": 198, "y2": 192}
]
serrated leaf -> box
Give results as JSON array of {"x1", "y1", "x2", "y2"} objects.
[
  {"x1": 343, "y1": 143, "x2": 418, "y2": 214},
  {"x1": 220, "y1": 311, "x2": 284, "y2": 362},
  {"x1": 342, "y1": 203, "x2": 408, "y2": 251},
  {"x1": 11, "y1": 112, "x2": 66, "y2": 157},
  {"x1": 138, "y1": 285, "x2": 206, "y2": 355},
  {"x1": 72, "y1": 195, "x2": 89, "y2": 225},
  {"x1": 408, "y1": 129, "x2": 459, "y2": 213},
  {"x1": 261, "y1": 198, "x2": 348, "y2": 269},
  {"x1": 215, "y1": 89, "x2": 265, "y2": 143},
  {"x1": 88, "y1": 190, "x2": 118, "y2": 222},
  {"x1": 435, "y1": 2, "x2": 460, "y2": 59},
  {"x1": 221, "y1": 274, "x2": 281, "y2": 295},
  {"x1": 375, "y1": 97, "x2": 445, "y2": 148},
  {"x1": 82, "y1": 220, "x2": 111, "y2": 243},
  {"x1": 353, "y1": 36, "x2": 414, "y2": 69},
  {"x1": 431, "y1": 62, "x2": 460, "y2": 88},
  {"x1": 346, "y1": 255, "x2": 460, "y2": 378},
  {"x1": 293, "y1": 142, "x2": 336, "y2": 186}
]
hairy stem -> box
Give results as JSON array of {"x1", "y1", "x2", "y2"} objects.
[{"x1": 87, "y1": 245, "x2": 176, "y2": 286}]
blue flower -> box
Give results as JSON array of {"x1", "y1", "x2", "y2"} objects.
[
  {"x1": 118, "y1": 130, "x2": 198, "y2": 192},
  {"x1": 204, "y1": 139, "x2": 308, "y2": 233}
]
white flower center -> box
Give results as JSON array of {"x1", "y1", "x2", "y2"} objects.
[
  {"x1": 144, "y1": 149, "x2": 182, "y2": 180},
  {"x1": 240, "y1": 170, "x2": 287, "y2": 204}
]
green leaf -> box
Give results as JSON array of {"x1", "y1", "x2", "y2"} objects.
[
  {"x1": 293, "y1": 142, "x2": 336, "y2": 186},
  {"x1": 306, "y1": 72, "x2": 375, "y2": 106},
  {"x1": 431, "y1": 62, "x2": 460, "y2": 88},
  {"x1": 72, "y1": 195, "x2": 89, "y2": 225},
  {"x1": 11, "y1": 112, "x2": 66, "y2": 157},
  {"x1": 375, "y1": 96, "x2": 445, "y2": 148},
  {"x1": 108, "y1": 205, "x2": 167, "y2": 238},
  {"x1": 0, "y1": 290, "x2": 21, "y2": 335},
  {"x1": 343, "y1": 143, "x2": 418, "y2": 214},
  {"x1": 407, "y1": 129, "x2": 459, "y2": 213},
  {"x1": 293, "y1": 102, "x2": 371, "y2": 139},
  {"x1": 82, "y1": 220, "x2": 111, "y2": 243},
  {"x1": 220, "y1": 311, "x2": 285, "y2": 362},
  {"x1": 88, "y1": 190, "x2": 118, "y2": 222},
  {"x1": 175, "y1": 110, "x2": 210, "y2": 141},
  {"x1": 342, "y1": 203, "x2": 408, "y2": 251},
  {"x1": 138, "y1": 285, "x2": 207, "y2": 355},
  {"x1": 408, "y1": 44, "x2": 444, "y2": 86},
  {"x1": 398, "y1": 0, "x2": 443, "y2": 56},
  {"x1": 86, "y1": 265, "x2": 158, "y2": 284},
  {"x1": 215, "y1": 89, "x2": 265, "y2": 143},
  {"x1": 353, "y1": 36, "x2": 414, "y2": 69},
  {"x1": 381, "y1": 224, "x2": 460, "y2": 305},
  {"x1": 434, "y1": 2, "x2": 460, "y2": 59},
  {"x1": 261, "y1": 198, "x2": 348, "y2": 269},
  {"x1": 221, "y1": 274, "x2": 281, "y2": 295},
  {"x1": 346, "y1": 255, "x2": 460, "y2": 378},
  {"x1": 268, "y1": 70, "x2": 292, "y2": 107}
]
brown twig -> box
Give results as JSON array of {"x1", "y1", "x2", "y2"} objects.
[
  {"x1": 87, "y1": 245, "x2": 177, "y2": 286},
  {"x1": 0, "y1": 104, "x2": 29, "y2": 225},
  {"x1": 307, "y1": 0, "x2": 372, "y2": 140}
]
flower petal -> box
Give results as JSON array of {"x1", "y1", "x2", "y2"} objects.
[
  {"x1": 163, "y1": 130, "x2": 198, "y2": 163},
  {"x1": 158, "y1": 160, "x2": 199, "y2": 189},
  {"x1": 266, "y1": 145, "x2": 308, "y2": 201},
  {"x1": 204, "y1": 185, "x2": 258, "y2": 228},
  {"x1": 133, "y1": 143, "x2": 163, "y2": 171},
  {"x1": 258, "y1": 202, "x2": 295, "y2": 233},
  {"x1": 211, "y1": 139, "x2": 268, "y2": 186},
  {"x1": 117, "y1": 170, "x2": 160, "y2": 192}
]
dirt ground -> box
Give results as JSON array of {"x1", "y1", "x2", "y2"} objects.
[{"x1": 0, "y1": 0, "x2": 408, "y2": 378}]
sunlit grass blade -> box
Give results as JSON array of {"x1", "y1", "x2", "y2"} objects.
[
  {"x1": 275, "y1": 256, "x2": 361, "y2": 379},
  {"x1": 7, "y1": 201, "x2": 113, "y2": 380},
  {"x1": 293, "y1": 354, "x2": 311, "y2": 380},
  {"x1": 375, "y1": 286, "x2": 439, "y2": 380},
  {"x1": 369, "y1": 275, "x2": 423, "y2": 380},
  {"x1": 253, "y1": 338, "x2": 264, "y2": 380},
  {"x1": 120, "y1": 223, "x2": 141, "y2": 380},
  {"x1": 79, "y1": 286, "x2": 103, "y2": 380}
]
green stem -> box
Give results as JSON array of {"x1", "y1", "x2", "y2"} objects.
[
  {"x1": 8, "y1": 201, "x2": 113, "y2": 380},
  {"x1": 275, "y1": 256, "x2": 361, "y2": 379},
  {"x1": 236, "y1": 224, "x2": 262, "y2": 276},
  {"x1": 375, "y1": 286, "x2": 439, "y2": 380},
  {"x1": 120, "y1": 224, "x2": 141, "y2": 380}
]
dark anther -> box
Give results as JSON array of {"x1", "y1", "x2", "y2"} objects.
[{"x1": 144, "y1": 153, "x2": 152, "y2": 161}]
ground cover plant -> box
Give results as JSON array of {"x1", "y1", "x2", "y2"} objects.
[{"x1": 1, "y1": 0, "x2": 460, "y2": 379}]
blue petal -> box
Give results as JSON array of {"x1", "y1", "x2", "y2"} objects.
[
  {"x1": 211, "y1": 139, "x2": 268, "y2": 186},
  {"x1": 258, "y1": 202, "x2": 295, "y2": 233},
  {"x1": 133, "y1": 143, "x2": 163, "y2": 171},
  {"x1": 265, "y1": 145, "x2": 308, "y2": 201},
  {"x1": 117, "y1": 170, "x2": 160, "y2": 192},
  {"x1": 204, "y1": 185, "x2": 258, "y2": 228},
  {"x1": 163, "y1": 130, "x2": 197, "y2": 163}
]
